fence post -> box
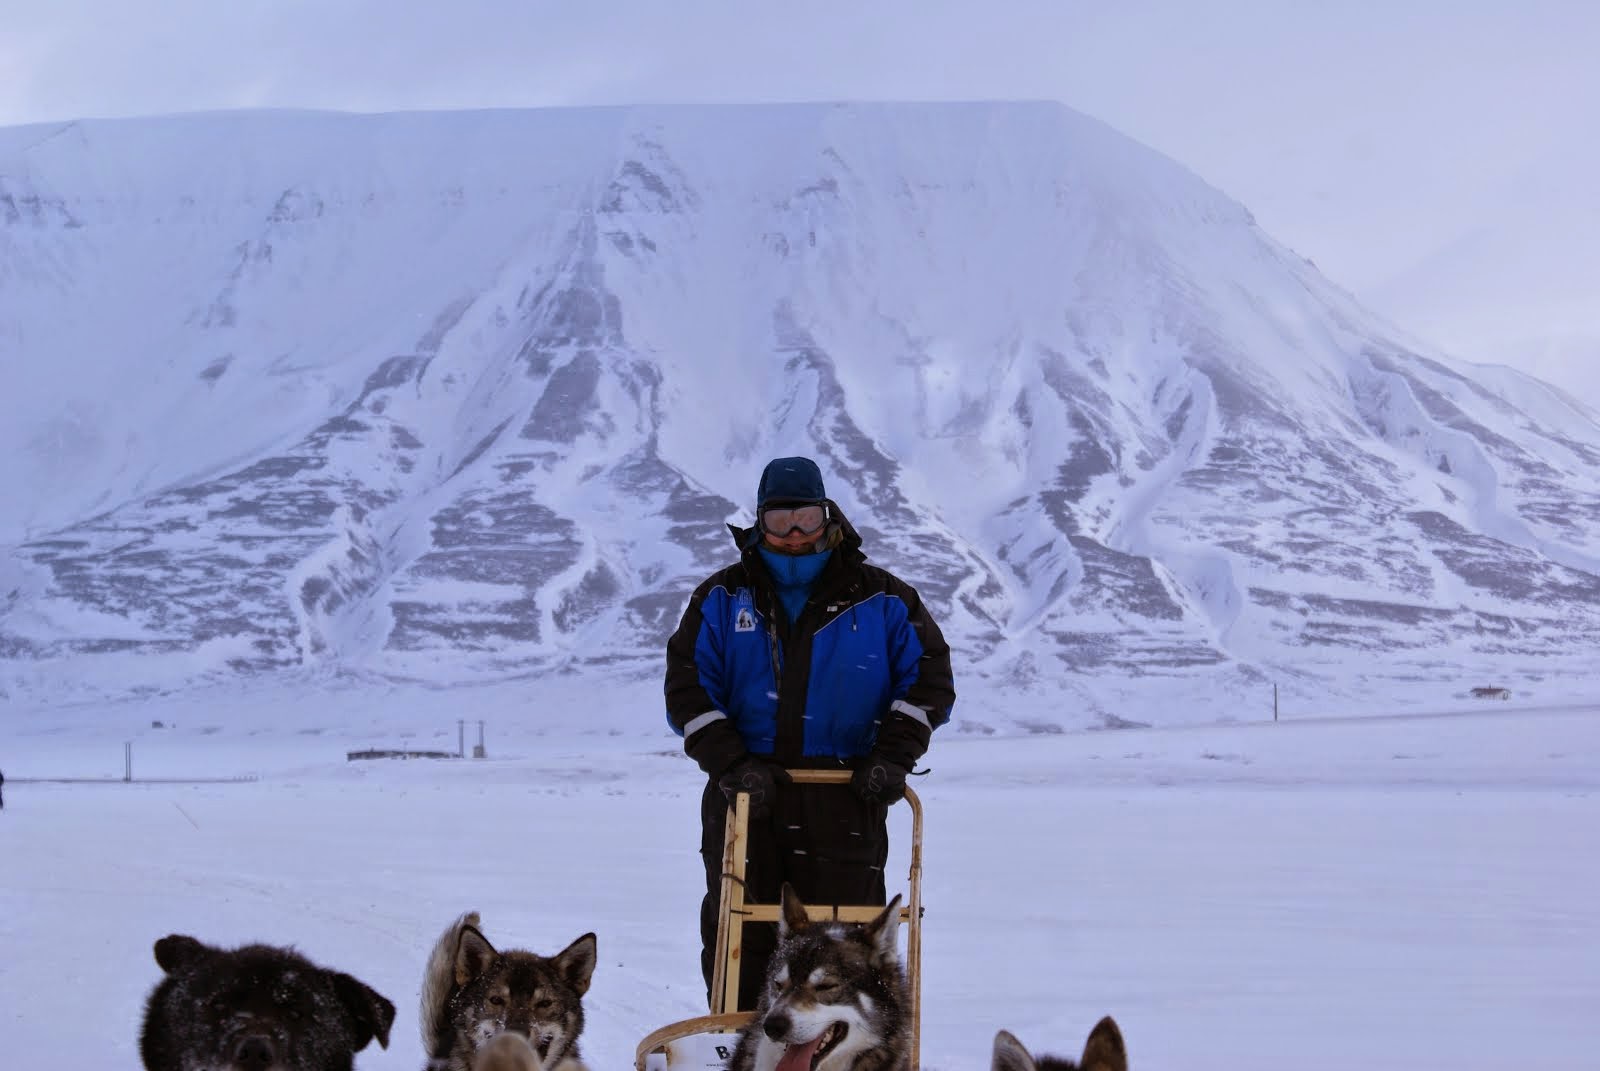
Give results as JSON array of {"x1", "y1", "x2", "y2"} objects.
[
  {"x1": 1273, "y1": 684, "x2": 1279, "y2": 722},
  {"x1": 473, "y1": 720, "x2": 486, "y2": 759},
  {"x1": 458, "y1": 719, "x2": 465, "y2": 759},
  {"x1": 124, "y1": 742, "x2": 133, "y2": 782}
]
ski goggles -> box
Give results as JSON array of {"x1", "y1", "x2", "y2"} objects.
[{"x1": 759, "y1": 502, "x2": 828, "y2": 537}]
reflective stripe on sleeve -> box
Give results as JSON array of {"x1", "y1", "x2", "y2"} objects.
[
  {"x1": 890, "y1": 699, "x2": 932, "y2": 729},
  {"x1": 684, "y1": 710, "x2": 728, "y2": 737}
]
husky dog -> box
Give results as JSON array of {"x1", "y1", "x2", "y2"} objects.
[
  {"x1": 727, "y1": 884, "x2": 910, "y2": 1071},
  {"x1": 991, "y1": 1017, "x2": 1127, "y2": 1071},
  {"x1": 472, "y1": 1031, "x2": 544, "y2": 1071},
  {"x1": 420, "y1": 911, "x2": 597, "y2": 1071},
  {"x1": 138, "y1": 933, "x2": 396, "y2": 1071}
]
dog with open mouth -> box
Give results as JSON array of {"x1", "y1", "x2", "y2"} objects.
[{"x1": 726, "y1": 884, "x2": 910, "y2": 1071}]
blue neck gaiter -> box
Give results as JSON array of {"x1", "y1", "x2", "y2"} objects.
[{"x1": 758, "y1": 547, "x2": 833, "y2": 624}]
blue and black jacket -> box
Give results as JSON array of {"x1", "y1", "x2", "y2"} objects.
[{"x1": 665, "y1": 502, "x2": 955, "y2": 775}]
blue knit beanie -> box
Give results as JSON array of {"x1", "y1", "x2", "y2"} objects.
[{"x1": 756, "y1": 456, "x2": 826, "y2": 506}]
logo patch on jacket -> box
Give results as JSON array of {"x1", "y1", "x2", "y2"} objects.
[{"x1": 734, "y1": 589, "x2": 758, "y2": 632}]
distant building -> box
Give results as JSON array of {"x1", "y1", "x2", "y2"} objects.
[{"x1": 1470, "y1": 686, "x2": 1511, "y2": 700}]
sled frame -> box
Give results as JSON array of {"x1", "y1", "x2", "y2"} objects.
[{"x1": 634, "y1": 768, "x2": 924, "y2": 1070}]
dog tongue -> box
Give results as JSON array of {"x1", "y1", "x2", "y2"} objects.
[{"x1": 775, "y1": 1035, "x2": 826, "y2": 1071}]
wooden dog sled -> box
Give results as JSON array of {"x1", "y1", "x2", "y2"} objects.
[{"x1": 635, "y1": 769, "x2": 925, "y2": 1071}]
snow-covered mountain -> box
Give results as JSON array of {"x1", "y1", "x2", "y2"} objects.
[{"x1": 3, "y1": 103, "x2": 1598, "y2": 720}]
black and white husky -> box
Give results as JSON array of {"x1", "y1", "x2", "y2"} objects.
[{"x1": 726, "y1": 884, "x2": 910, "y2": 1071}]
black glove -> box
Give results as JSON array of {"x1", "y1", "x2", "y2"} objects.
[
  {"x1": 717, "y1": 758, "x2": 792, "y2": 820},
  {"x1": 851, "y1": 708, "x2": 933, "y2": 804},
  {"x1": 851, "y1": 755, "x2": 910, "y2": 804}
]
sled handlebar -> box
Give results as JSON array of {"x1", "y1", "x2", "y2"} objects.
[{"x1": 785, "y1": 768, "x2": 851, "y2": 784}]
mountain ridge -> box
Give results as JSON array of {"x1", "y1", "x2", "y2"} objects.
[{"x1": 3, "y1": 102, "x2": 1597, "y2": 721}]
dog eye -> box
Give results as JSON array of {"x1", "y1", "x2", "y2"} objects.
[
  {"x1": 488, "y1": 995, "x2": 506, "y2": 1007},
  {"x1": 814, "y1": 981, "x2": 839, "y2": 995},
  {"x1": 534, "y1": 1000, "x2": 555, "y2": 1014}
]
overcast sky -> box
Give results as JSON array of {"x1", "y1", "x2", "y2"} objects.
[{"x1": 4, "y1": 0, "x2": 1596, "y2": 400}]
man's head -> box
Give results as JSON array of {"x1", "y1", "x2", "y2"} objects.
[{"x1": 757, "y1": 457, "x2": 831, "y2": 554}]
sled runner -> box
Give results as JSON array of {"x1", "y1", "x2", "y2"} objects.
[{"x1": 636, "y1": 768, "x2": 925, "y2": 1071}]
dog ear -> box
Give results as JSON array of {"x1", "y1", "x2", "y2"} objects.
[
  {"x1": 991, "y1": 1030, "x2": 1039, "y2": 1071},
  {"x1": 455, "y1": 922, "x2": 498, "y2": 987},
  {"x1": 1079, "y1": 1016, "x2": 1126, "y2": 1071},
  {"x1": 552, "y1": 933, "x2": 598, "y2": 996},
  {"x1": 862, "y1": 894, "x2": 902, "y2": 962},
  {"x1": 778, "y1": 883, "x2": 810, "y2": 936},
  {"x1": 152, "y1": 934, "x2": 213, "y2": 974},
  {"x1": 330, "y1": 971, "x2": 397, "y2": 1051}
]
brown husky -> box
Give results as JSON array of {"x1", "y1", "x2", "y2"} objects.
[
  {"x1": 420, "y1": 911, "x2": 596, "y2": 1071},
  {"x1": 991, "y1": 1017, "x2": 1127, "y2": 1071}
]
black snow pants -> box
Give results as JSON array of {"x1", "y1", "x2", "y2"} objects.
[{"x1": 698, "y1": 776, "x2": 889, "y2": 1011}]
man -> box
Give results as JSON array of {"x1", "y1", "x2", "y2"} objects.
[{"x1": 664, "y1": 456, "x2": 955, "y2": 1010}]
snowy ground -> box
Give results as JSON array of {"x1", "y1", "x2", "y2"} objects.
[{"x1": 3, "y1": 682, "x2": 1598, "y2": 1070}]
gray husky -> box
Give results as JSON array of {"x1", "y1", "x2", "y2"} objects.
[
  {"x1": 727, "y1": 884, "x2": 910, "y2": 1071},
  {"x1": 991, "y1": 1018, "x2": 1127, "y2": 1071},
  {"x1": 420, "y1": 911, "x2": 596, "y2": 1071},
  {"x1": 139, "y1": 934, "x2": 395, "y2": 1071}
]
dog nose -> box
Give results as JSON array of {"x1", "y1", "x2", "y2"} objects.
[
  {"x1": 763, "y1": 1013, "x2": 791, "y2": 1041},
  {"x1": 233, "y1": 1034, "x2": 276, "y2": 1069}
]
